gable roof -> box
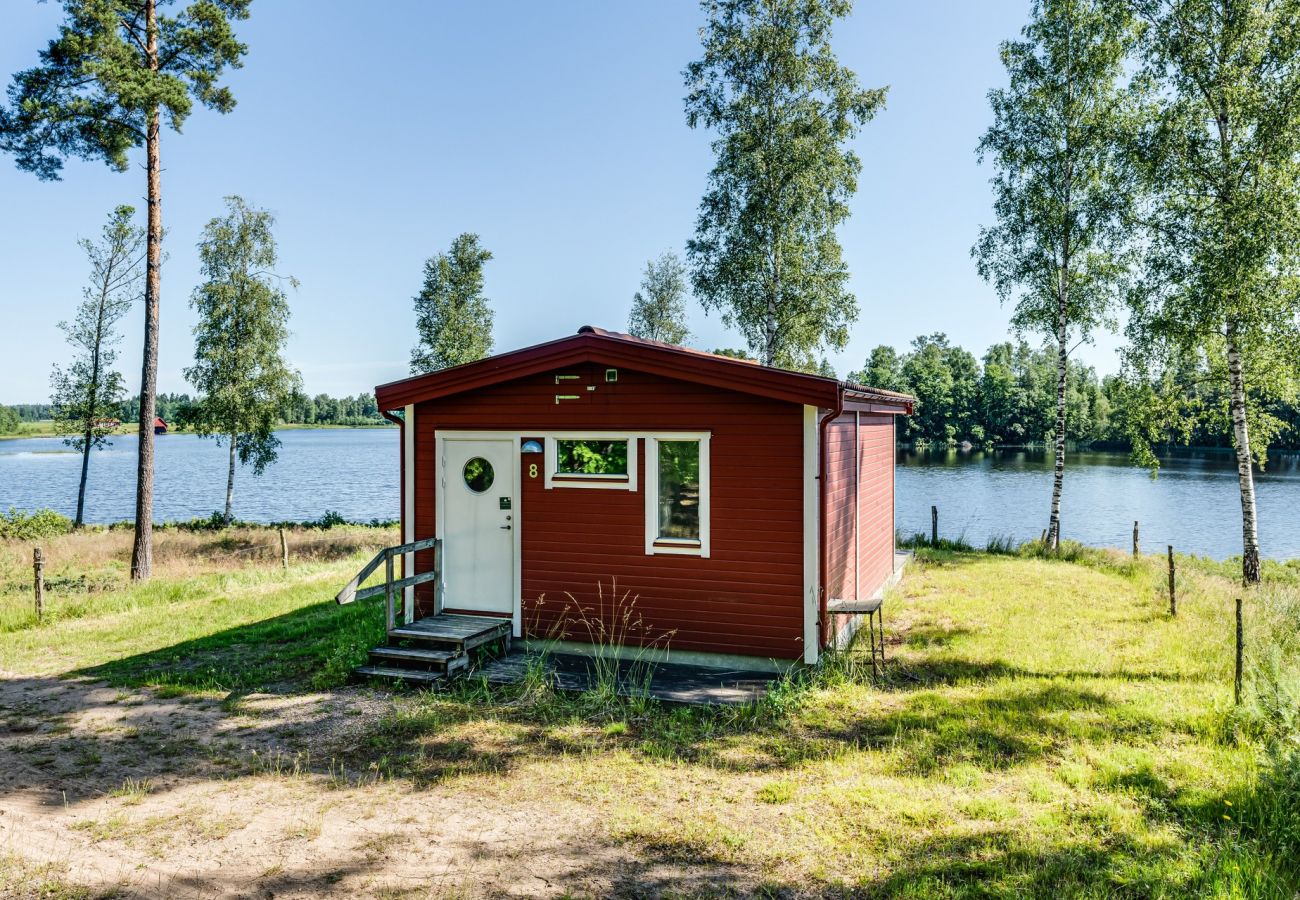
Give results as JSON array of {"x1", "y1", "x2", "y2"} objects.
[{"x1": 375, "y1": 326, "x2": 913, "y2": 412}]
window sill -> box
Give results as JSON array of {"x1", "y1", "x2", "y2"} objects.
[
  {"x1": 550, "y1": 474, "x2": 632, "y2": 490},
  {"x1": 649, "y1": 539, "x2": 705, "y2": 557}
]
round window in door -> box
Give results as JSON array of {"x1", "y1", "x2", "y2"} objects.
[{"x1": 462, "y1": 457, "x2": 495, "y2": 493}]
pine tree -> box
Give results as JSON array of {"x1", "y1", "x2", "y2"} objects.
[{"x1": 0, "y1": 0, "x2": 252, "y2": 579}]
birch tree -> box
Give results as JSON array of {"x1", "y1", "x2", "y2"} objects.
[
  {"x1": 50, "y1": 205, "x2": 145, "y2": 527},
  {"x1": 1126, "y1": 0, "x2": 1300, "y2": 583},
  {"x1": 684, "y1": 0, "x2": 886, "y2": 370},
  {"x1": 410, "y1": 233, "x2": 494, "y2": 374},
  {"x1": 974, "y1": 0, "x2": 1135, "y2": 551},
  {"x1": 628, "y1": 252, "x2": 691, "y2": 345},
  {"x1": 0, "y1": 0, "x2": 252, "y2": 579},
  {"x1": 183, "y1": 197, "x2": 300, "y2": 522}
]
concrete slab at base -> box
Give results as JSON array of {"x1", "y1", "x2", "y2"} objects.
[
  {"x1": 478, "y1": 650, "x2": 785, "y2": 706},
  {"x1": 519, "y1": 638, "x2": 800, "y2": 675}
]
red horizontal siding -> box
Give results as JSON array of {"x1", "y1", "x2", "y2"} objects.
[
  {"x1": 858, "y1": 415, "x2": 895, "y2": 598},
  {"x1": 413, "y1": 362, "x2": 807, "y2": 660},
  {"x1": 823, "y1": 414, "x2": 857, "y2": 603}
]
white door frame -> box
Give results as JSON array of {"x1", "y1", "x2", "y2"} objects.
[{"x1": 434, "y1": 431, "x2": 523, "y2": 637}]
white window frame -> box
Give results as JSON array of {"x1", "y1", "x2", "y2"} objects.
[
  {"x1": 644, "y1": 433, "x2": 711, "y2": 558},
  {"x1": 544, "y1": 433, "x2": 637, "y2": 491}
]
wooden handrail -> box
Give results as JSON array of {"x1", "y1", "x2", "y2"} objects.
[{"x1": 335, "y1": 537, "x2": 440, "y2": 605}]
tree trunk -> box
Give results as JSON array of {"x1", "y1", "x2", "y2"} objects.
[
  {"x1": 1048, "y1": 314, "x2": 1067, "y2": 551},
  {"x1": 225, "y1": 434, "x2": 237, "y2": 522},
  {"x1": 75, "y1": 432, "x2": 91, "y2": 528},
  {"x1": 130, "y1": 0, "x2": 160, "y2": 582},
  {"x1": 1226, "y1": 324, "x2": 1261, "y2": 584}
]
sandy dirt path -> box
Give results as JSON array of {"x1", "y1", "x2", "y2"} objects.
[{"x1": 0, "y1": 674, "x2": 727, "y2": 899}]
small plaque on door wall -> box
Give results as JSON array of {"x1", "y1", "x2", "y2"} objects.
[{"x1": 499, "y1": 497, "x2": 512, "y2": 510}]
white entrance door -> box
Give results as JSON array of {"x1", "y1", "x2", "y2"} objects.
[{"x1": 441, "y1": 438, "x2": 516, "y2": 615}]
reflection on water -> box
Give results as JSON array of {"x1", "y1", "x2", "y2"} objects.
[
  {"x1": 897, "y1": 447, "x2": 1300, "y2": 561},
  {"x1": 0, "y1": 429, "x2": 398, "y2": 525},
  {"x1": 1, "y1": 431, "x2": 1294, "y2": 561}
]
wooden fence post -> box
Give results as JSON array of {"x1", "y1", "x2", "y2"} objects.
[
  {"x1": 931, "y1": 505, "x2": 938, "y2": 546},
  {"x1": 33, "y1": 547, "x2": 45, "y2": 623},
  {"x1": 279, "y1": 528, "x2": 288, "y2": 570},
  {"x1": 1167, "y1": 546, "x2": 1176, "y2": 616},
  {"x1": 1234, "y1": 597, "x2": 1244, "y2": 706},
  {"x1": 1132, "y1": 521, "x2": 1140, "y2": 557}
]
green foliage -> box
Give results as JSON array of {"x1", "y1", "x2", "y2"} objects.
[
  {"x1": 0, "y1": 0, "x2": 251, "y2": 181},
  {"x1": 279, "y1": 392, "x2": 385, "y2": 426},
  {"x1": 856, "y1": 345, "x2": 906, "y2": 393},
  {"x1": 49, "y1": 205, "x2": 145, "y2": 524},
  {"x1": 410, "y1": 233, "x2": 494, "y2": 374},
  {"x1": 118, "y1": 391, "x2": 194, "y2": 425},
  {"x1": 684, "y1": 0, "x2": 886, "y2": 369},
  {"x1": 556, "y1": 439, "x2": 628, "y2": 475},
  {"x1": 975, "y1": 0, "x2": 1136, "y2": 547},
  {"x1": 974, "y1": 0, "x2": 1134, "y2": 346},
  {"x1": 183, "y1": 196, "x2": 301, "y2": 518},
  {"x1": 0, "y1": 406, "x2": 19, "y2": 433},
  {"x1": 628, "y1": 251, "x2": 690, "y2": 345},
  {"x1": 710, "y1": 347, "x2": 755, "y2": 361},
  {"x1": 1126, "y1": 0, "x2": 1300, "y2": 580},
  {"x1": 854, "y1": 335, "x2": 1114, "y2": 447},
  {"x1": 0, "y1": 507, "x2": 75, "y2": 540}
]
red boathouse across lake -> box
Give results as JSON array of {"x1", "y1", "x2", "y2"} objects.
[{"x1": 373, "y1": 326, "x2": 913, "y2": 668}]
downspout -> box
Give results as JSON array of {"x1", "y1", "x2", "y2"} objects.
[{"x1": 817, "y1": 391, "x2": 844, "y2": 655}]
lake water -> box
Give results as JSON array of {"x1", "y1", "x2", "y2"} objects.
[
  {"x1": 0, "y1": 429, "x2": 1296, "y2": 560},
  {"x1": 896, "y1": 447, "x2": 1300, "y2": 561}
]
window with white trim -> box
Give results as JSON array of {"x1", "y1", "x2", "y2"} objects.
[
  {"x1": 645, "y1": 434, "x2": 710, "y2": 557},
  {"x1": 544, "y1": 434, "x2": 637, "y2": 490}
]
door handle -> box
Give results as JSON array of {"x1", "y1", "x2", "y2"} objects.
[{"x1": 499, "y1": 524, "x2": 512, "y2": 530}]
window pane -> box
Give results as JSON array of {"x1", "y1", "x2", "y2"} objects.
[
  {"x1": 657, "y1": 441, "x2": 700, "y2": 540},
  {"x1": 462, "y1": 457, "x2": 494, "y2": 493},
  {"x1": 556, "y1": 439, "x2": 628, "y2": 475}
]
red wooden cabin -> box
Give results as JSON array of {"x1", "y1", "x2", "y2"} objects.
[{"x1": 372, "y1": 326, "x2": 912, "y2": 669}]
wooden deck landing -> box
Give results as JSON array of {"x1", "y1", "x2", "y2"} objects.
[
  {"x1": 389, "y1": 614, "x2": 510, "y2": 647},
  {"x1": 477, "y1": 651, "x2": 785, "y2": 706}
]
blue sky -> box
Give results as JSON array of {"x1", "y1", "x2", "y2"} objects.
[{"x1": 0, "y1": 0, "x2": 1123, "y2": 405}]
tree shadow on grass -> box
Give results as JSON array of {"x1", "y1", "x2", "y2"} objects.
[{"x1": 74, "y1": 595, "x2": 387, "y2": 694}]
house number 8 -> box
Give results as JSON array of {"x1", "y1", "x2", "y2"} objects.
[{"x1": 529, "y1": 463, "x2": 538, "y2": 478}]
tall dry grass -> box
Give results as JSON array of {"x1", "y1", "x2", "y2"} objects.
[{"x1": 0, "y1": 525, "x2": 397, "y2": 635}]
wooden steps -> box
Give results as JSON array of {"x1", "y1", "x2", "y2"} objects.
[
  {"x1": 354, "y1": 614, "x2": 511, "y2": 686},
  {"x1": 353, "y1": 664, "x2": 445, "y2": 685}
]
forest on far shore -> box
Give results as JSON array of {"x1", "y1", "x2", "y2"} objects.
[
  {"x1": 851, "y1": 334, "x2": 1300, "y2": 454},
  {"x1": 1, "y1": 392, "x2": 387, "y2": 432}
]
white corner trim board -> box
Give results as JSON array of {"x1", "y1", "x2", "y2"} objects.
[{"x1": 403, "y1": 404, "x2": 415, "y2": 617}]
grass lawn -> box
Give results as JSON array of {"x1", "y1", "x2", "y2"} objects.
[{"x1": 0, "y1": 529, "x2": 1296, "y2": 898}]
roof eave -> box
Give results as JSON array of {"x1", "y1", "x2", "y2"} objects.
[{"x1": 375, "y1": 333, "x2": 843, "y2": 410}]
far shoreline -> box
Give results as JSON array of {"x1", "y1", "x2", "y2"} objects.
[{"x1": 0, "y1": 421, "x2": 395, "y2": 441}]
